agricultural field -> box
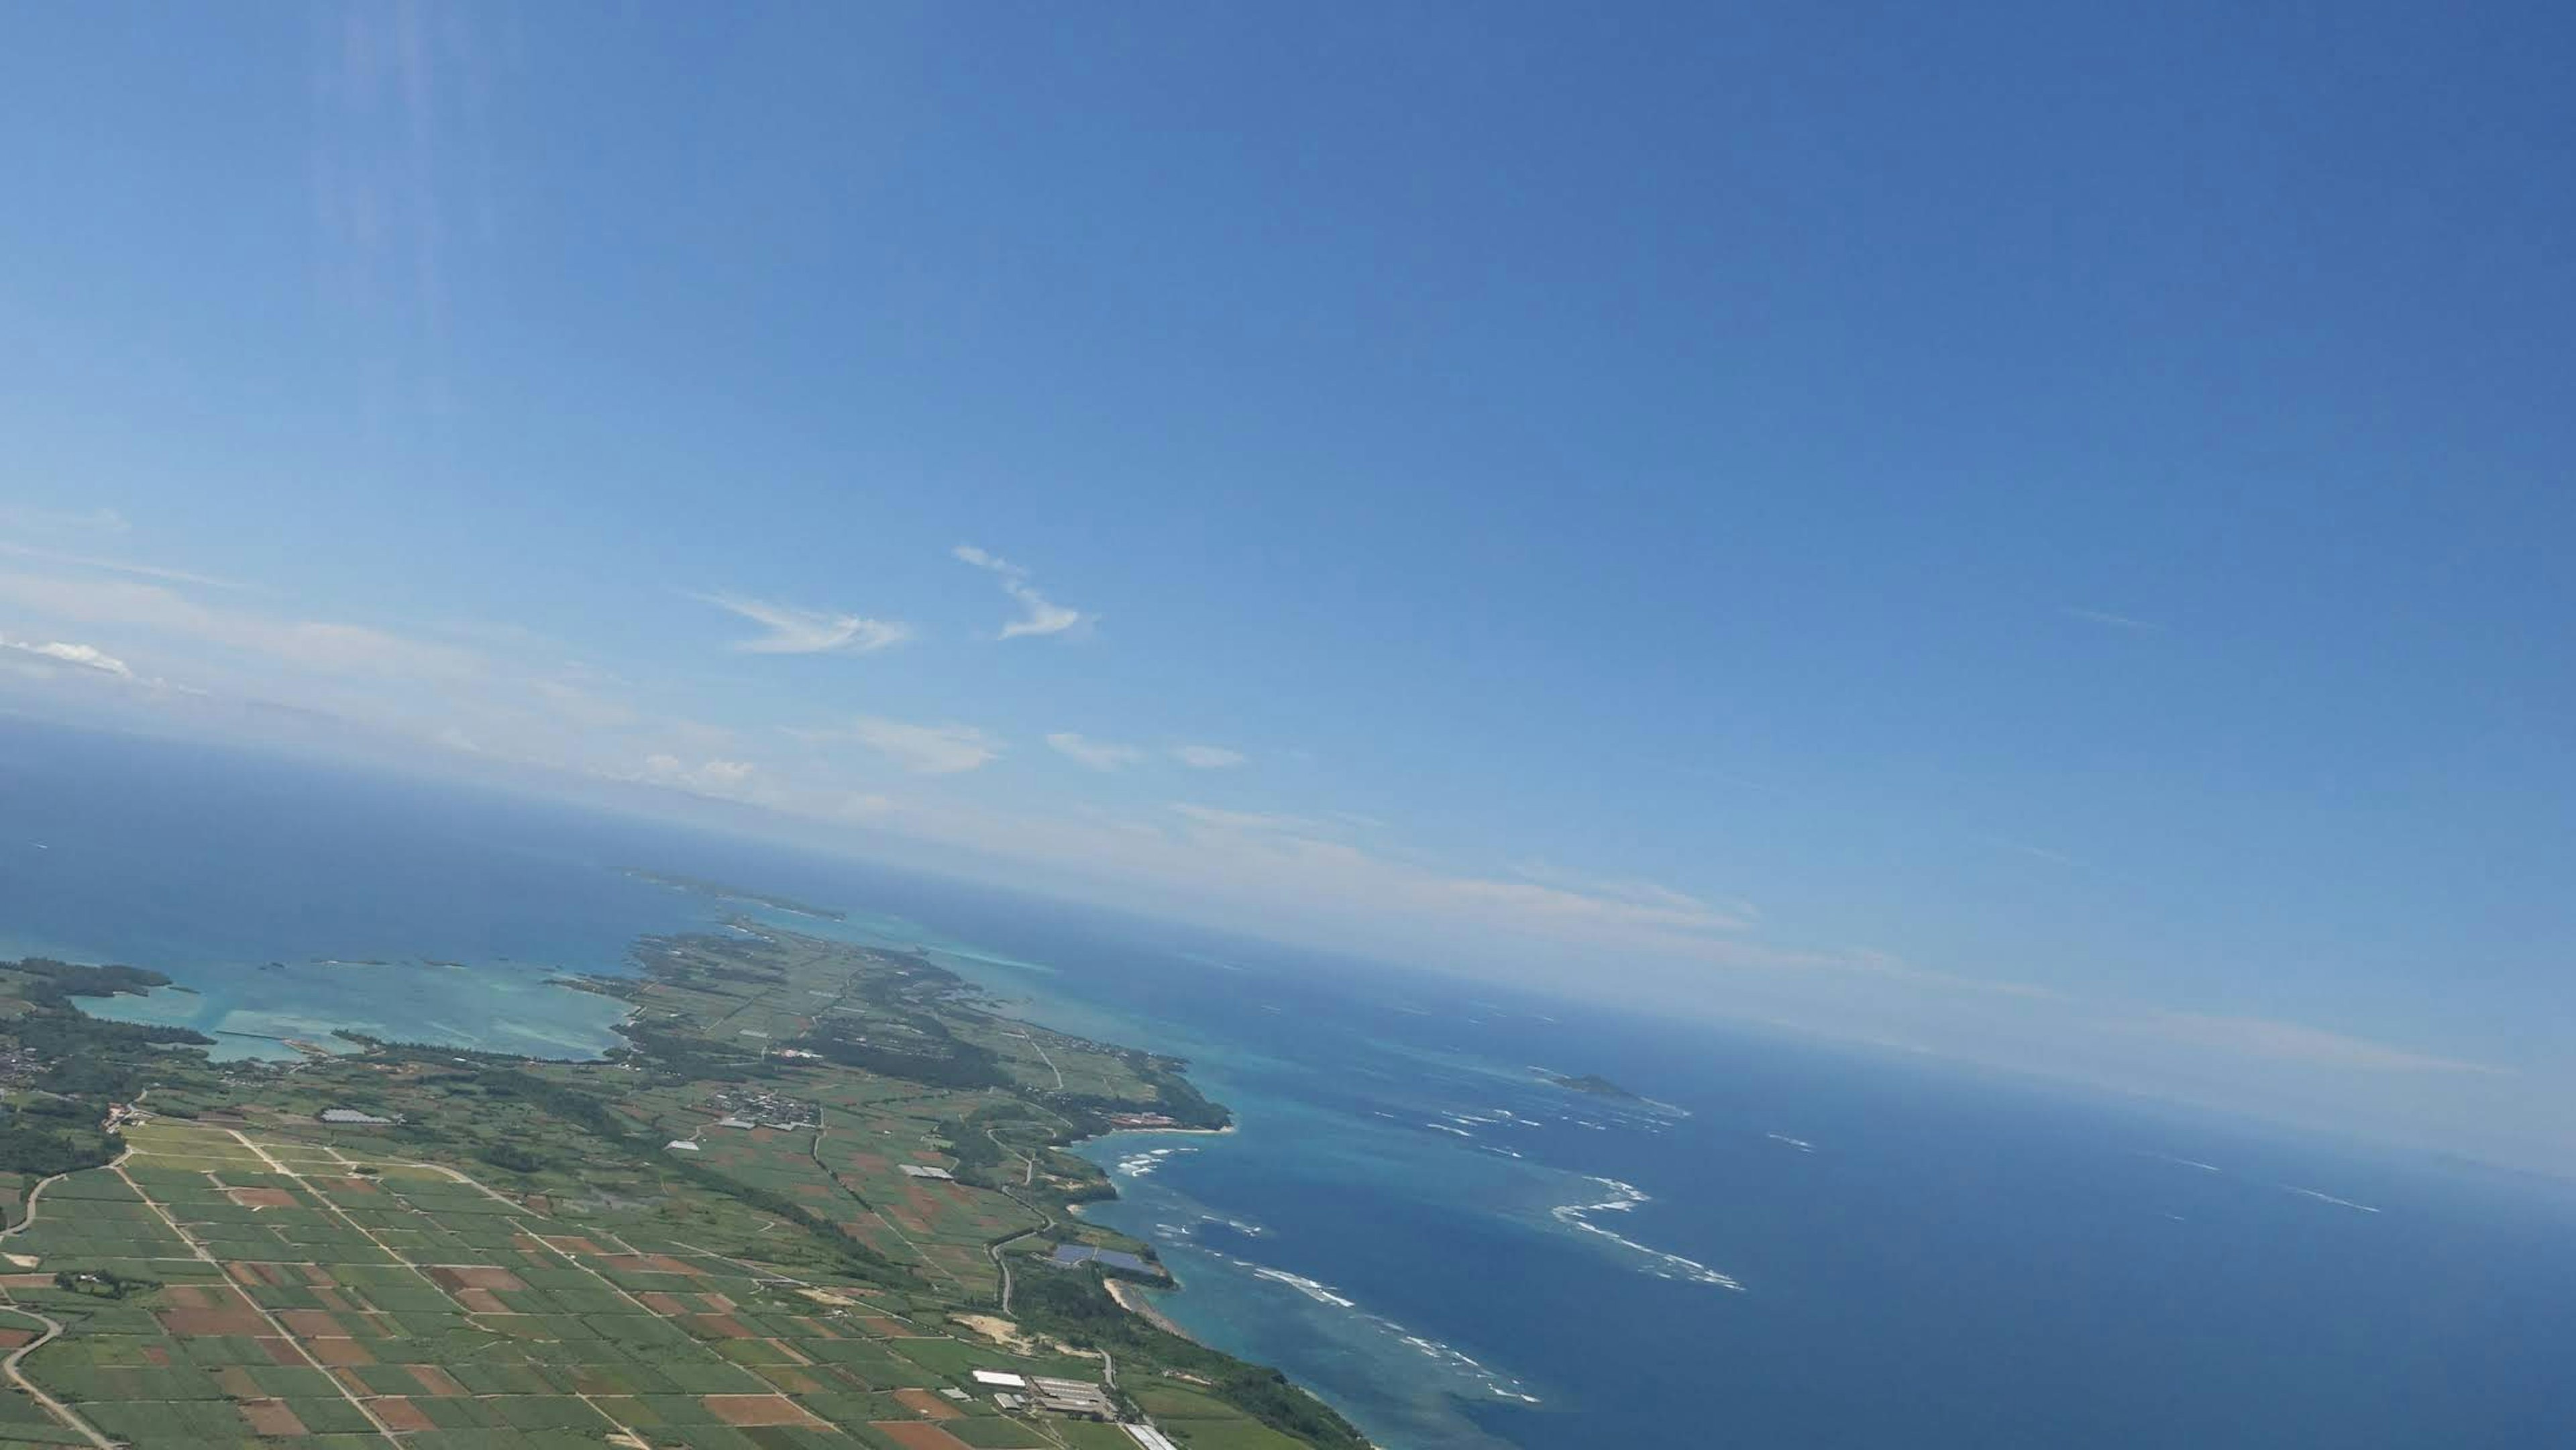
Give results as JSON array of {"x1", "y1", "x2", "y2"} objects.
[{"x1": 0, "y1": 926, "x2": 1361, "y2": 1450}]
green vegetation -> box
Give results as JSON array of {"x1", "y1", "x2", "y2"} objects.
[
  {"x1": 0, "y1": 957, "x2": 219, "y2": 1179},
  {"x1": 627, "y1": 867, "x2": 851, "y2": 921},
  {"x1": 0, "y1": 924, "x2": 1358, "y2": 1450},
  {"x1": 51, "y1": 1268, "x2": 160, "y2": 1300}
]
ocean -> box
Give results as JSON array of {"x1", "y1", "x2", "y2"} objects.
[{"x1": 5, "y1": 718, "x2": 2574, "y2": 1448}]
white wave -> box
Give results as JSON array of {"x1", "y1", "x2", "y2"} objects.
[
  {"x1": 2284, "y1": 1185, "x2": 2381, "y2": 1214},
  {"x1": 1248, "y1": 1266, "x2": 1358, "y2": 1308},
  {"x1": 2138, "y1": 1151, "x2": 2222, "y2": 1174},
  {"x1": 1424, "y1": 1122, "x2": 1474, "y2": 1138},
  {"x1": 1764, "y1": 1133, "x2": 1815, "y2": 1153},
  {"x1": 1552, "y1": 1176, "x2": 1746, "y2": 1291},
  {"x1": 1113, "y1": 1145, "x2": 1197, "y2": 1178},
  {"x1": 1211, "y1": 1253, "x2": 1541, "y2": 1404}
]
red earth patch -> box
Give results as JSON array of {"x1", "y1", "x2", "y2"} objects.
[
  {"x1": 701, "y1": 1394, "x2": 821, "y2": 1427},
  {"x1": 407, "y1": 1364, "x2": 468, "y2": 1397},
  {"x1": 871, "y1": 1422, "x2": 976, "y2": 1450},
  {"x1": 308, "y1": 1338, "x2": 373, "y2": 1365},
  {"x1": 427, "y1": 1265, "x2": 527, "y2": 1292},
  {"x1": 239, "y1": 1399, "x2": 308, "y2": 1436},
  {"x1": 370, "y1": 1397, "x2": 435, "y2": 1432},
  {"x1": 892, "y1": 1387, "x2": 965, "y2": 1420}
]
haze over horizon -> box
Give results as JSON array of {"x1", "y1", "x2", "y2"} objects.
[{"x1": 3, "y1": 3, "x2": 2572, "y2": 1174}]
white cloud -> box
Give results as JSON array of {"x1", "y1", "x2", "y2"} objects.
[
  {"x1": 0, "y1": 635, "x2": 133, "y2": 678},
  {"x1": 0, "y1": 570, "x2": 478, "y2": 680},
  {"x1": 1047, "y1": 732, "x2": 1146, "y2": 771},
  {"x1": 800, "y1": 715, "x2": 1002, "y2": 775},
  {"x1": 953, "y1": 543, "x2": 1092, "y2": 640},
  {"x1": 635, "y1": 754, "x2": 760, "y2": 796},
  {"x1": 950, "y1": 544, "x2": 1025, "y2": 577},
  {"x1": 1448, "y1": 876, "x2": 1755, "y2": 935},
  {"x1": 1000, "y1": 584, "x2": 1084, "y2": 639},
  {"x1": 1511, "y1": 862, "x2": 1757, "y2": 927},
  {"x1": 695, "y1": 592, "x2": 912, "y2": 655},
  {"x1": 1171, "y1": 743, "x2": 1246, "y2": 770}
]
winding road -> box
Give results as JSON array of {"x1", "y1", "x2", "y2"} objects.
[{"x1": 0, "y1": 1170, "x2": 116, "y2": 1449}]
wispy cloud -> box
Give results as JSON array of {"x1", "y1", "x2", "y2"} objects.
[
  {"x1": 0, "y1": 634, "x2": 132, "y2": 678},
  {"x1": 1466, "y1": 872, "x2": 1756, "y2": 935},
  {"x1": 1171, "y1": 744, "x2": 1246, "y2": 769},
  {"x1": 0, "y1": 540, "x2": 245, "y2": 590},
  {"x1": 952, "y1": 545, "x2": 1020, "y2": 575},
  {"x1": 2133, "y1": 1009, "x2": 2508, "y2": 1076},
  {"x1": 1047, "y1": 732, "x2": 1146, "y2": 771},
  {"x1": 635, "y1": 754, "x2": 759, "y2": 796},
  {"x1": 0, "y1": 631, "x2": 203, "y2": 695},
  {"x1": 2063, "y1": 606, "x2": 2162, "y2": 633},
  {"x1": 695, "y1": 592, "x2": 912, "y2": 656},
  {"x1": 798, "y1": 716, "x2": 1002, "y2": 775},
  {"x1": 0, "y1": 570, "x2": 478, "y2": 678},
  {"x1": 1169, "y1": 802, "x2": 1322, "y2": 834},
  {"x1": 953, "y1": 543, "x2": 1091, "y2": 640}
]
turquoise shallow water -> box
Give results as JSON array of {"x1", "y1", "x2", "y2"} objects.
[
  {"x1": 77, "y1": 957, "x2": 636, "y2": 1061},
  {"x1": 9, "y1": 720, "x2": 2576, "y2": 1449}
]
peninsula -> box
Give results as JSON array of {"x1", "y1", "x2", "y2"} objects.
[
  {"x1": 624, "y1": 868, "x2": 851, "y2": 921},
  {"x1": 3, "y1": 924, "x2": 1365, "y2": 1449}
]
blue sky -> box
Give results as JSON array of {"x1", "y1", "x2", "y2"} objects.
[{"x1": 3, "y1": 4, "x2": 2572, "y2": 1168}]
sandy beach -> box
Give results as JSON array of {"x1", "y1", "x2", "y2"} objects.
[{"x1": 1107, "y1": 1278, "x2": 1197, "y2": 1343}]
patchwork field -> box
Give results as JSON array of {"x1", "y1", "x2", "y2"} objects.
[
  {"x1": 0, "y1": 924, "x2": 1359, "y2": 1450},
  {"x1": 2, "y1": 1123, "x2": 1104, "y2": 1449}
]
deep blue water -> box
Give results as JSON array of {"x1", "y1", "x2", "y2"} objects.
[{"x1": 5, "y1": 719, "x2": 2575, "y2": 1447}]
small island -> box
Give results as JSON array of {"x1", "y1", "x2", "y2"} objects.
[
  {"x1": 626, "y1": 868, "x2": 849, "y2": 921},
  {"x1": 1548, "y1": 1072, "x2": 1643, "y2": 1100}
]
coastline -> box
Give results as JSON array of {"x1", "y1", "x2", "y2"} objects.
[
  {"x1": 1106, "y1": 1278, "x2": 1387, "y2": 1450},
  {"x1": 1106, "y1": 1277, "x2": 1197, "y2": 1343}
]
